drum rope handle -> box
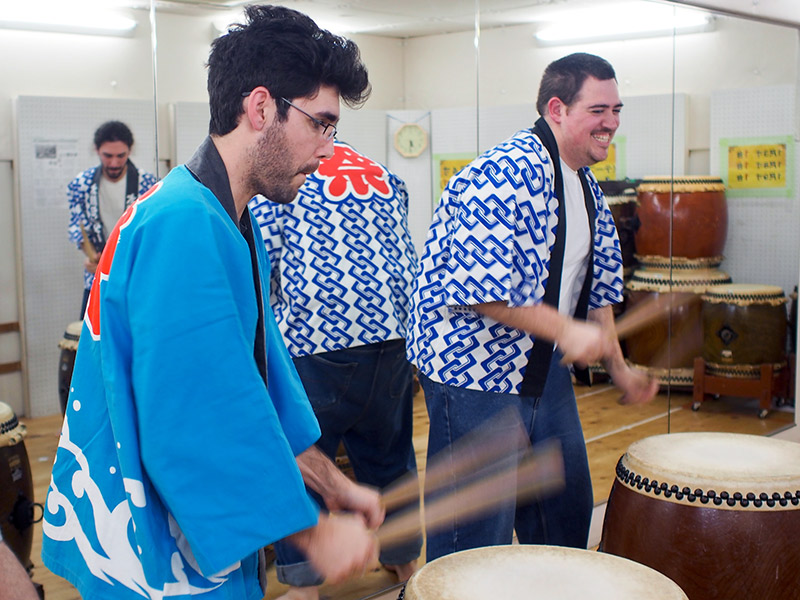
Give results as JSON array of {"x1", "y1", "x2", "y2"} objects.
[{"x1": 615, "y1": 457, "x2": 800, "y2": 509}]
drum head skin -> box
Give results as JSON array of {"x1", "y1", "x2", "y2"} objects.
[
  {"x1": 403, "y1": 545, "x2": 688, "y2": 600},
  {"x1": 0, "y1": 401, "x2": 26, "y2": 447},
  {"x1": 621, "y1": 432, "x2": 800, "y2": 505}
]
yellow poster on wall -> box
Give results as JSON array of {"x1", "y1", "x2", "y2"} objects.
[
  {"x1": 439, "y1": 157, "x2": 474, "y2": 195},
  {"x1": 720, "y1": 136, "x2": 794, "y2": 198},
  {"x1": 727, "y1": 143, "x2": 786, "y2": 189}
]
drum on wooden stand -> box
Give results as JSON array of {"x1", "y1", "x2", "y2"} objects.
[
  {"x1": 702, "y1": 284, "x2": 788, "y2": 374},
  {"x1": 601, "y1": 432, "x2": 800, "y2": 600},
  {"x1": 399, "y1": 545, "x2": 688, "y2": 600},
  {"x1": 624, "y1": 257, "x2": 731, "y2": 387},
  {"x1": 635, "y1": 176, "x2": 728, "y2": 259},
  {"x1": 58, "y1": 321, "x2": 82, "y2": 415},
  {"x1": 0, "y1": 402, "x2": 37, "y2": 573}
]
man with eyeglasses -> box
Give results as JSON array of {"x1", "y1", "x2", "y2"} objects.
[{"x1": 42, "y1": 6, "x2": 381, "y2": 599}]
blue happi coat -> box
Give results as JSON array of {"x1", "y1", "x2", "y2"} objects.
[{"x1": 42, "y1": 156, "x2": 321, "y2": 599}]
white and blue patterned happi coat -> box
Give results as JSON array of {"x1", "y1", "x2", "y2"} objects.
[
  {"x1": 249, "y1": 141, "x2": 418, "y2": 357},
  {"x1": 67, "y1": 164, "x2": 158, "y2": 289},
  {"x1": 406, "y1": 128, "x2": 624, "y2": 395}
]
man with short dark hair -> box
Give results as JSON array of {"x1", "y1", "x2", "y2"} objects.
[
  {"x1": 407, "y1": 52, "x2": 658, "y2": 562},
  {"x1": 43, "y1": 6, "x2": 380, "y2": 599},
  {"x1": 68, "y1": 120, "x2": 157, "y2": 316}
]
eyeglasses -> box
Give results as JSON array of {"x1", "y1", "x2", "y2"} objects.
[
  {"x1": 240, "y1": 92, "x2": 338, "y2": 141},
  {"x1": 281, "y1": 97, "x2": 337, "y2": 141}
]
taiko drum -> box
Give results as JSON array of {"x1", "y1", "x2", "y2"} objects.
[
  {"x1": 624, "y1": 258, "x2": 731, "y2": 386},
  {"x1": 635, "y1": 176, "x2": 728, "y2": 259},
  {"x1": 399, "y1": 545, "x2": 688, "y2": 600},
  {"x1": 0, "y1": 401, "x2": 36, "y2": 571},
  {"x1": 702, "y1": 284, "x2": 788, "y2": 371},
  {"x1": 601, "y1": 432, "x2": 800, "y2": 600}
]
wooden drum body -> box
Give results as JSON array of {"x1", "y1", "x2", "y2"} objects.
[
  {"x1": 58, "y1": 320, "x2": 82, "y2": 415},
  {"x1": 0, "y1": 402, "x2": 35, "y2": 571},
  {"x1": 635, "y1": 177, "x2": 727, "y2": 259},
  {"x1": 601, "y1": 432, "x2": 800, "y2": 600},
  {"x1": 625, "y1": 260, "x2": 731, "y2": 386},
  {"x1": 702, "y1": 284, "x2": 788, "y2": 371},
  {"x1": 400, "y1": 545, "x2": 687, "y2": 600},
  {"x1": 600, "y1": 180, "x2": 640, "y2": 277}
]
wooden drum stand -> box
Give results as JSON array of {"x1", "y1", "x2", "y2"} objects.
[{"x1": 692, "y1": 355, "x2": 795, "y2": 419}]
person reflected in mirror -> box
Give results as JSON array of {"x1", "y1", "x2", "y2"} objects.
[
  {"x1": 43, "y1": 6, "x2": 382, "y2": 599},
  {"x1": 406, "y1": 52, "x2": 658, "y2": 563},
  {"x1": 67, "y1": 120, "x2": 158, "y2": 317},
  {"x1": 250, "y1": 139, "x2": 422, "y2": 600}
]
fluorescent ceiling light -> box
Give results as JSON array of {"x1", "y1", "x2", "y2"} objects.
[
  {"x1": 534, "y1": 4, "x2": 714, "y2": 46},
  {"x1": 0, "y1": 4, "x2": 137, "y2": 37}
]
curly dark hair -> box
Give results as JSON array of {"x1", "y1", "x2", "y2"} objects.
[
  {"x1": 93, "y1": 121, "x2": 134, "y2": 149},
  {"x1": 536, "y1": 53, "x2": 617, "y2": 116},
  {"x1": 207, "y1": 4, "x2": 371, "y2": 136}
]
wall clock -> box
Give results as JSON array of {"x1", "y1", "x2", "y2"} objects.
[{"x1": 394, "y1": 123, "x2": 428, "y2": 158}]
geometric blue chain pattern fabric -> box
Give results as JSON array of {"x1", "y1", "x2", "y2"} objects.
[
  {"x1": 249, "y1": 141, "x2": 418, "y2": 357},
  {"x1": 67, "y1": 164, "x2": 158, "y2": 289},
  {"x1": 406, "y1": 129, "x2": 624, "y2": 394}
]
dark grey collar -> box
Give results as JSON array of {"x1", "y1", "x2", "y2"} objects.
[{"x1": 185, "y1": 136, "x2": 239, "y2": 227}]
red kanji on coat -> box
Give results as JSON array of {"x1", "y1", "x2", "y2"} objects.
[{"x1": 318, "y1": 144, "x2": 391, "y2": 199}]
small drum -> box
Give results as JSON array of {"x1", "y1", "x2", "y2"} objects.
[
  {"x1": 601, "y1": 432, "x2": 800, "y2": 600},
  {"x1": 702, "y1": 284, "x2": 788, "y2": 372},
  {"x1": 600, "y1": 179, "x2": 640, "y2": 277},
  {"x1": 58, "y1": 321, "x2": 82, "y2": 415},
  {"x1": 625, "y1": 259, "x2": 731, "y2": 386},
  {"x1": 400, "y1": 545, "x2": 687, "y2": 599},
  {"x1": 0, "y1": 402, "x2": 36, "y2": 572},
  {"x1": 635, "y1": 176, "x2": 728, "y2": 259}
]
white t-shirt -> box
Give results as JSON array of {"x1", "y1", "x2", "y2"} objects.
[
  {"x1": 559, "y1": 158, "x2": 591, "y2": 317},
  {"x1": 98, "y1": 175, "x2": 127, "y2": 231}
]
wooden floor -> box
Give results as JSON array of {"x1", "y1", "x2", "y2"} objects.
[{"x1": 17, "y1": 383, "x2": 794, "y2": 600}]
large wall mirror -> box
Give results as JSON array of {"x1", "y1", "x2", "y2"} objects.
[{"x1": 0, "y1": 0, "x2": 798, "y2": 596}]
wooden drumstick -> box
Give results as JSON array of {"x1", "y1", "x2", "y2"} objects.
[
  {"x1": 381, "y1": 407, "x2": 531, "y2": 512},
  {"x1": 614, "y1": 293, "x2": 700, "y2": 340},
  {"x1": 376, "y1": 440, "x2": 565, "y2": 547},
  {"x1": 80, "y1": 224, "x2": 99, "y2": 262}
]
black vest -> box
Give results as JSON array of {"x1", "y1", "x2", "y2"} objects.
[{"x1": 518, "y1": 117, "x2": 596, "y2": 397}]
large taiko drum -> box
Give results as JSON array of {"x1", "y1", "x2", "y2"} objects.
[
  {"x1": 58, "y1": 321, "x2": 82, "y2": 415},
  {"x1": 0, "y1": 401, "x2": 36, "y2": 572},
  {"x1": 600, "y1": 179, "x2": 640, "y2": 277},
  {"x1": 399, "y1": 545, "x2": 688, "y2": 600},
  {"x1": 702, "y1": 284, "x2": 788, "y2": 371},
  {"x1": 601, "y1": 432, "x2": 800, "y2": 600},
  {"x1": 635, "y1": 176, "x2": 728, "y2": 259},
  {"x1": 625, "y1": 258, "x2": 731, "y2": 386}
]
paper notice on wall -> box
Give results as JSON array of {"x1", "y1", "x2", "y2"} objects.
[{"x1": 33, "y1": 138, "x2": 80, "y2": 208}]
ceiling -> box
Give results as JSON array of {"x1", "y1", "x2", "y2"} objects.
[{"x1": 139, "y1": 0, "x2": 800, "y2": 38}]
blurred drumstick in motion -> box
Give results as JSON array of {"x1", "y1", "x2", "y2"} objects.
[
  {"x1": 381, "y1": 408, "x2": 530, "y2": 512},
  {"x1": 614, "y1": 293, "x2": 700, "y2": 340},
  {"x1": 377, "y1": 439, "x2": 564, "y2": 547}
]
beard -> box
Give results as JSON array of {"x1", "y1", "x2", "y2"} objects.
[
  {"x1": 246, "y1": 120, "x2": 316, "y2": 204},
  {"x1": 103, "y1": 165, "x2": 125, "y2": 181}
]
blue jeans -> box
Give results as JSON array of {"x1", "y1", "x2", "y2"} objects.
[
  {"x1": 420, "y1": 351, "x2": 593, "y2": 562},
  {"x1": 274, "y1": 339, "x2": 422, "y2": 586}
]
